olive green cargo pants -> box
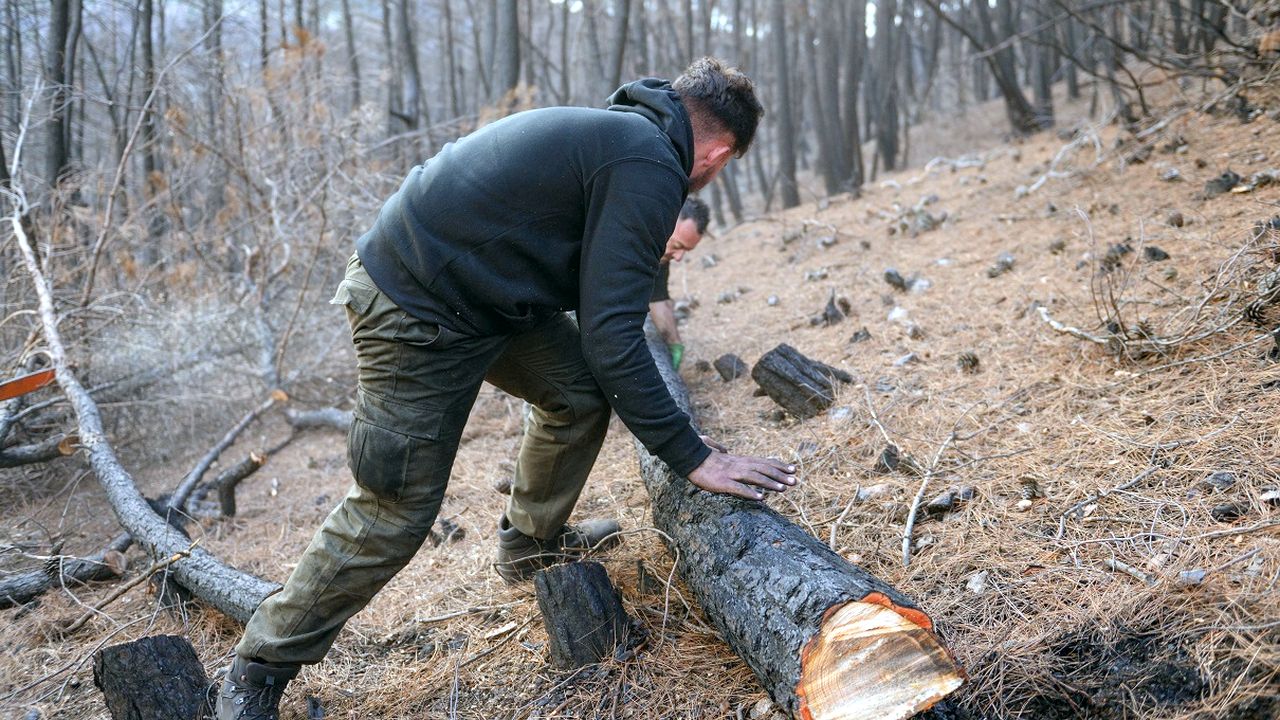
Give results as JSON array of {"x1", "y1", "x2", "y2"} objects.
[{"x1": 237, "y1": 255, "x2": 611, "y2": 665}]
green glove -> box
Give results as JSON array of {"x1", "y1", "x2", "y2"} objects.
[{"x1": 670, "y1": 343, "x2": 685, "y2": 370}]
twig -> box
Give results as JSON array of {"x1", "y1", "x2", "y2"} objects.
[
  {"x1": 862, "y1": 386, "x2": 894, "y2": 446},
  {"x1": 173, "y1": 394, "x2": 278, "y2": 511},
  {"x1": 902, "y1": 431, "x2": 957, "y2": 567},
  {"x1": 460, "y1": 618, "x2": 531, "y2": 669},
  {"x1": 1038, "y1": 305, "x2": 1113, "y2": 346},
  {"x1": 1056, "y1": 467, "x2": 1159, "y2": 540},
  {"x1": 415, "y1": 603, "x2": 519, "y2": 626},
  {"x1": 59, "y1": 545, "x2": 195, "y2": 633},
  {"x1": 1104, "y1": 557, "x2": 1157, "y2": 585},
  {"x1": 828, "y1": 496, "x2": 856, "y2": 550}
]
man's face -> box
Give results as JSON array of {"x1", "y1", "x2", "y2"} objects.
[{"x1": 662, "y1": 217, "x2": 702, "y2": 263}]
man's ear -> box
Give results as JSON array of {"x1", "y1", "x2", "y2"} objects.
[{"x1": 705, "y1": 141, "x2": 733, "y2": 166}]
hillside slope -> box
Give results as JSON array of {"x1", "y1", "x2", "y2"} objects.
[{"x1": 2, "y1": 99, "x2": 1278, "y2": 720}]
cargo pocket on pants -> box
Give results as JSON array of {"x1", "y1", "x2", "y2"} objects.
[{"x1": 346, "y1": 389, "x2": 445, "y2": 503}]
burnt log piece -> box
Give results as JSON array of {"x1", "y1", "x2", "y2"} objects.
[
  {"x1": 534, "y1": 561, "x2": 634, "y2": 669},
  {"x1": 93, "y1": 635, "x2": 209, "y2": 720},
  {"x1": 751, "y1": 344, "x2": 853, "y2": 419},
  {"x1": 714, "y1": 353, "x2": 750, "y2": 382},
  {"x1": 640, "y1": 327, "x2": 965, "y2": 719}
]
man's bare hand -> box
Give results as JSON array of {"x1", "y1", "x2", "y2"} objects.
[{"x1": 686, "y1": 449, "x2": 796, "y2": 500}]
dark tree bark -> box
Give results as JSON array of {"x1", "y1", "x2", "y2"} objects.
[
  {"x1": 841, "y1": 0, "x2": 865, "y2": 190},
  {"x1": 46, "y1": 0, "x2": 72, "y2": 188},
  {"x1": 636, "y1": 326, "x2": 965, "y2": 717},
  {"x1": 1064, "y1": 13, "x2": 1081, "y2": 99},
  {"x1": 396, "y1": 0, "x2": 425, "y2": 130},
  {"x1": 1032, "y1": 0, "x2": 1055, "y2": 128},
  {"x1": 93, "y1": 635, "x2": 208, "y2": 720},
  {"x1": 771, "y1": 0, "x2": 799, "y2": 208},
  {"x1": 751, "y1": 344, "x2": 852, "y2": 419},
  {"x1": 5, "y1": 0, "x2": 21, "y2": 132},
  {"x1": 812, "y1": 2, "x2": 848, "y2": 193},
  {"x1": 535, "y1": 561, "x2": 634, "y2": 669},
  {"x1": 871, "y1": 0, "x2": 899, "y2": 172}
]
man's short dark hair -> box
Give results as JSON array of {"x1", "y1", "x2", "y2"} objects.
[
  {"x1": 673, "y1": 57, "x2": 764, "y2": 157},
  {"x1": 679, "y1": 197, "x2": 711, "y2": 235}
]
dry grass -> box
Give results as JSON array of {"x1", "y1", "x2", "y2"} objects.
[{"x1": 3, "y1": 88, "x2": 1280, "y2": 719}]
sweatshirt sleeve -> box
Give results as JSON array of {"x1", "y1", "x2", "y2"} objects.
[{"x1": 577, "y1": 159, "x2": 712, "y2": 477}]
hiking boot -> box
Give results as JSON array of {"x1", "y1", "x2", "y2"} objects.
[
  {"x1": 494, "y1": 515, "x2": 621, "y2": 583},
  {"x1": 214, "y1": 655, "x2": 299, "y2": 720}
]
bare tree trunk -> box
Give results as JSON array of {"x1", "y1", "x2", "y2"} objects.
[
  {"x1": 139, "y1": 0, "x2": 166, "y2": 256},
  {"x1": 583, "y1": 0, "x2": 608, "y2": 100},
  {"x1": 682, "y1": 0, "x2": 694, "y2": 62},
  {"x1": 873, "y1": 0, "x2": 899, "y2": 172},
  {"x1": 396, "y1": 0, "x2": 425, "y2": 134},
  {"x1": 1064, "y1": 12, "x2": 1080, "y2": 99},
  {"x1": 817, "y1": 6, "x2": 849, "y2": 189},
  {"x1": 841, "y1": 0, "x2": 865, "y2": 191},
  {"x1": 491, "y1": 0, "x2": 519, "y2": 103},
  {"x1": 341, "y1": 0, "x2": 361, "y2": 110},
  {"x1": 1032, "y1": 0, "x2": 1055, "y2": 127},
  {"x1": 46, "y1": 0, "x2": 72, "y2": 188},
  {"x1": 772, "y1": 0, "x2": 799, "y2": 208},
  {"x1": 608, "y1": 0, "x2": 631, "y2": 92},
  {"x1": 559, "y1": 0, "x2": 571, "y2": 103},
  {"x1": 381, "y1": 0, "x2": 402, "y2": 138},
  {"x1": 5, "y1": 0, "x2": 21, "y2": 132},
  {"x1": 625, "y1": 0, "x2": 643, "y2": 75}
]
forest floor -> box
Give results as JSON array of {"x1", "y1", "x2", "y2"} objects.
[{"x1": 2, "y1": 84, "x2": 1279, "y2": 719}]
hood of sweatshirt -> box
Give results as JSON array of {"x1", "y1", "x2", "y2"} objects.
[{"x1": 606, "y1": 79, "x2": 694, "y2": 177}]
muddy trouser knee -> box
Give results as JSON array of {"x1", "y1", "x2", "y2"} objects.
[
  {"x1": 484, "y1": 313, "x2": 612, "y2": 539},
  {"x1": 237, "y1": 255, "x2": 504, "y2": 665}
]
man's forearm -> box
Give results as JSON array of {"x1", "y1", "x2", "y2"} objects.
[{"x1": 649, "y1": 300, "x2": 681, "y2": 345}]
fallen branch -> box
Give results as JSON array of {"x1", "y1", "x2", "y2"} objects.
[
  {"x1": 12, "y1": 193, "x2": 278, "y2": 623},
  {"x1": 284, "y1": 406, "x2": 352, "y2": 432},
  {"x1": 0, "y1": 433, "x2": 69, "y2": 468}
]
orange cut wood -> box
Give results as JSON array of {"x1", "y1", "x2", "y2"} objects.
[
  {"x1": 796, "y1": 600, "x2": 965, "y2": 720},
  {"x1": 0, "y1": 368, "x2": 55, "y2": 401}
]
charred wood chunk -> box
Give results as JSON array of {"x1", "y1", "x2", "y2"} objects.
[
  {"x1": 534, "y1": 561, "x2": 633, "y2": 669},
  {"x1": 751, "y1": 344, "x2": 852, "y2": 419},
  {"x1": 93, "y1": 635, "x2": 209, "y2": 720},
  {"x1": 713, "y1": 353, "x2": 749, "y2": 382}
]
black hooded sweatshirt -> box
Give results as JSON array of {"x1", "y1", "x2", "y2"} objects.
[{"x1": 356, "y1": 79, "x2": 712, "y2": 477}]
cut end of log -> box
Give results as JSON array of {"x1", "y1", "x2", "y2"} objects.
[{"x1": 796, "y1": 598, "x2": 965, "y2": 720}]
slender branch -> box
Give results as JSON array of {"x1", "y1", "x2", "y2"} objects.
[{"x1": 59, "y1": 545, "x2": 194, "y2": 633}]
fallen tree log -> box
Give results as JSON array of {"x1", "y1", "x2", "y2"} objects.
[{"x1": 637, "y1": 325, "x2": 964, "y2": 720}]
